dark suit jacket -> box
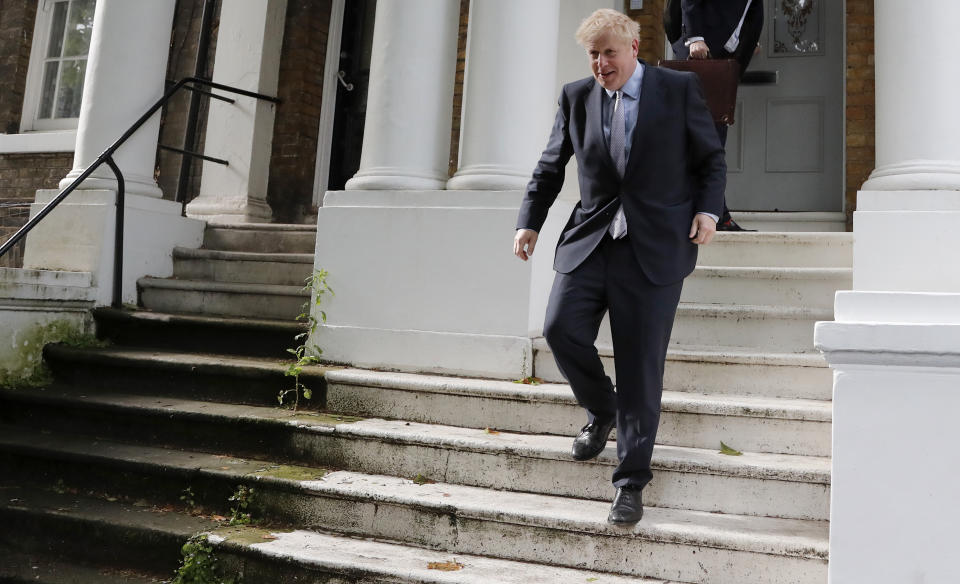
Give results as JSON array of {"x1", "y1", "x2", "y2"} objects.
[
  {"x1": 679, "y1": 0, "x2": 763, "y2": 74},
  {"x1": 516, "y1": 62, "x2": 726, "y2": 286}
]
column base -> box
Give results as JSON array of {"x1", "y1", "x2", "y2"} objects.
[
  {"x1": 854, "y1": 190, "x2": 960, "y2": 292},
  {"x1": 815, "y1": 290, "x2": 960, "y2": 584},
  {"x1": 861, "y1": 160, "x2": 960, "y2": 191},
  {"x1": 23, "y1": 189, "x2": 204, "y2": 305},
  {"x1": 186, "y1": 195, "x2": 273, "y2": 224},
  {"x1": 345, "y1": 168, "x2": 448, "y2": 191},
  {"x1": 59, "y1": 171, "x2": 163, "y2": 199},
  {"x1": 447, "y1": 165, "x2": 532, "y2": 191},
  {"x1": 309, "y1": 189, "x2": 536, "y2": 379}
]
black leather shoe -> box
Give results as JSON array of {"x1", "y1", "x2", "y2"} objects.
[
  {"x1": 607, "y1": 485, "x2": 643, "y2": 524},
  {"x1": 570, "y1": 417, "x2": 615, "y2": 461},
  {"x1": 716, "y1": 217, "x2": 756, "y2": 232}
]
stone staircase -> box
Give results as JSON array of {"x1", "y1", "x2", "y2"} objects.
[
  {"x1": 137, "y1": 222, "x2": 317, "y2": 320},
  {"x1": 0, "y1": 230, "x2": 850, "y2": 583}
]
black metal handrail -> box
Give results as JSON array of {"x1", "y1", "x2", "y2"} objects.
[{"x1": 0, "y1": 76, "x2": 280, "y2": 308}]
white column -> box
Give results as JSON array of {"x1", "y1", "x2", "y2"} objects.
[
  {"x1": 345, "y1": 0, "x2": 460, "y2": 191},
  {"x1": 187, "y1": 0, "x2": 286, "y2": 222},
  {"x1": 58, "y1": 0, "x2": 176, "y2": 198},
  {"x1": 817, "y1": 2, "x2": 960, "y2": 582},
  {"x1": 862, "y1": 1, "x2": 960, "y2": 192},
  {"x1": 447, "y1": 0, "x2": 560, "y2": 191},
  {"x1": 853, "y1": 0, "x2": 960, "y2": 292},
  {"x1": 27, "y1": 0, "x2": 205, "y2": 305}
]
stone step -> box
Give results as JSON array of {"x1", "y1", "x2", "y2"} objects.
[
  {"x1": 535, "y1": 340, "x2": 833, "y2": 400},
  {"x1": 172, "y1": 247, "x2": 314, "y2": 286},
  {"x1": 41, "y1": 344, "x2": 329, "y2": 407},
  {"x1": 696, "y1": 231, "x2": 852, "y2": 268},
  {"x1": 202, "y1": 222, "x2": 316, "y2": 254},
  {"x1": 0, "y1": 553, "x2": 165, "y2": 583},
  {"x1": 0, "y1": 485, "x2": 668, "y2": 584},
  {"x1": 0, "y1": 484, "x2": 212, "y2": 578},
  {"x1": 304, "y1": 470, "x2": 828, "y2": 584},
  {"x1": 666, "y1": 303, "x2": 831, "y2": 353},
  {"x1": 0, "y1": 431, "x2": 829, "y2": 584},
  {"x1": 728, "y1": 212, "x2": 847, "y2": 233},
  {"x1": 91, "y1": 307, "x2": 302, "y2": 359},
  {"x1": 682, "y1": 266, "x2": 851, "y2": 310},
  {"x1": 138, "y1": 276, "x2": 308, "y2": 320},
  {"x1": 324, "y1": 368, "x2": 832, "y2": 456},
  {"x1": 0, "y1": 400, "x2": 830, "y2": 519}
]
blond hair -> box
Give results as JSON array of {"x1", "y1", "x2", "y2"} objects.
[{"x1": 575, "y1": 9, "x2": 641, "y2": 47}]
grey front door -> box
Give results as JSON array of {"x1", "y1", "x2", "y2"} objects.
[{"x1": 725, "y1": 0, "x2": 844, "y2": 212}]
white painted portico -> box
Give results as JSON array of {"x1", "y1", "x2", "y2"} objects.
[{"x1": 815, "y1": 1, "x2": 960, "y2": 582}]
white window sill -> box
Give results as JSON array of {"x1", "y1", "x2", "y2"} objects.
[{"x1": 0, "y1": 131, "x2": 76, "y2": 154}]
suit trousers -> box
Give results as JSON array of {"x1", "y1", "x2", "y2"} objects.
[{"x1": 543, "y1": 233, "x2": 683, "y2": 489}]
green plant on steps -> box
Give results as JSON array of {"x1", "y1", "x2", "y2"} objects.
[
  {"x1": 172, "y1": 534, "x2": 236, "y2": 584},
  {"x1": 227, "y1": 485, "x2": 255, "y2": 526},
  {"x1": 279, "y1": 269, "x2": 333, "y2": 410}
]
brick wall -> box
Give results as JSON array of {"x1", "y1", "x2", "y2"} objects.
[
  {"x1": 0, "y1": 2, "x2": 73, "y2": 267},
  {"x1": 0, "y1": 152, "x2": 73, "y2": 267},
  {"x1": 0, "y1": 0, "x2": 35, "y2": 134},
  {"x1": 448, "y1": 0, "x2": 469, "y2": 178},
  {"x1": 265, "y1": 0, "x2": 332, "y2": 223},
  {"x1": 156, "y1": 0, "x2": 221, "y2": 205},
  {"x1": 628, "y1": 0, "x2": 667, "y2": 65},
  {"x1": 845, "y1": 0, "x2": 875, "y2": 226}
]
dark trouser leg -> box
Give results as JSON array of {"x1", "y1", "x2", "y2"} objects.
[
  {"x1": 605, "y1": 237, "x2": 684, "y2": 489},
  {"x1": 715, "y1": 123, "x2": 732, "y2": 224},
  {"x1": 543, "y1": 246, "x2": 616, "y2": 424}
]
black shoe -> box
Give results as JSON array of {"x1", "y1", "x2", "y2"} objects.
[
  {"x1": 570, "y1": 417, "x2": 615, "y2": 461},
  {"x1": 716, "y1": 217, "x2": 756, "y2": 232},
  {"x1": 607, "y1": 485, "x2": 644, "y2": 524}
]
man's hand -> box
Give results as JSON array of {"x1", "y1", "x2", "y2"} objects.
[
  {"x1": 689, "y1": 214, "x2": 717, "y2": 245},
  {"x1": 514, "y1": 229, "x2": 539, "y2": 261},
  {"x1": 689, "y1": 40, "x2": 710, "y2": 59}
]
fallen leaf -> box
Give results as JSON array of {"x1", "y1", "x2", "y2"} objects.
[
  {"x1": 261, "y1": 534, "x2": 278, "y2": 540},
  {"x1": 220, "y1": 466, "x2": 231, "y2": 470},
  {"x1": 587, "y1": 578, "x2": 599, "y2": 582},
  {"x1": 412, "y1": 474, "x2": 435, "y2": 485},
  {"x1": 427, "y1": 560, "x2": 464, "y2": 571},
  {"x1": 104, "y1": 497, "x2": 118, "y2": 502},
  {"x1": 211, "y1": 515, "x2": 228, "y2": 521},
  {"x1": 442, "y1": 493, "x2": 451, "y2": 498},
  {"x1": 719, "y1": 441, "x2": 743, "y2": 456},
  {"x1": 483, "y1": 428, "x2": 500, "y2": 435}
]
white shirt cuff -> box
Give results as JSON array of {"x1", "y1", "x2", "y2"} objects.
[
  {"x1": 685, "y1": 36, "x2": 705, "y2": 46},
  {"x1": 697, "y1": 212, "x2": 719, "y2": 222}
]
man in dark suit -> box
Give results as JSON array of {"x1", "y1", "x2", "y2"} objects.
[
  {"x1": 672, "y1": 0, "x2": 763, "y2": 231},
  {"x1": 513, "y1": 9, "x2": 725, "y2": 524}
]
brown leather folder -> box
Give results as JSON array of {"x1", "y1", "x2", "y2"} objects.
[{"x1": 658, "y1": 59, "x2": 741, "y2": 125}]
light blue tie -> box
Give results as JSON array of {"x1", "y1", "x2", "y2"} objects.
[{"x1": 608, "y1": 90, "x2": 627, "y2": 239}]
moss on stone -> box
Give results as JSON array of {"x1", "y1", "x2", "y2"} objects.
[
  {"x1": 286, "y1": 411, "x2": 364, "y2": 426},
  {"x1": 212, "y1": 524, "x2": 294, "y2": 546},
  {"x1": 245, "y1": 464, "x2": 328, "y2": 482},
  {"x1": 0, "y1": 316, "x2": 99, "y2": 389}
]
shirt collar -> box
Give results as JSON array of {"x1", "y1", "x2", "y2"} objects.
[{"x1": 604, "y1": 60, "x2": 643, "y2": 100}]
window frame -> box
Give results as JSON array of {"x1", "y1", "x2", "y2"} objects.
[{"x1": 20, "y1": 0, "x2": 95, "y2": 133}]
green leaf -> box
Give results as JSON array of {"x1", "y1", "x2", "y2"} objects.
[
  {"x1": 719, "y1": 441, "x2": 743, "y2": 456},
  {"x1": 303, "y1": 388, "x2": 312, "y2": 399}
]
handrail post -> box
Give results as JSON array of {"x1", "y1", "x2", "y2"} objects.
[{"x1": 103, "y1": 157, "x2": 125, "y2": 309}]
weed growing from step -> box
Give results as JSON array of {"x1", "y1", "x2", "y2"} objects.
[
  {"x1": 172, "y1": 534, "x2": 237, "y2": 584},
  {"x1": 280, "y1": 269, "x2": 334, "y2": 410},
  {"x1": 227, "y1": 485, "x2": 255, "y2": 526},
  {"x1": 180, "y1": 487, "x2": 199, "y2": 513}
]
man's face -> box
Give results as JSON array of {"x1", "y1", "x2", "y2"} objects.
[{"x1": 586, "y1": 34, "x2": 639, "y2": 91}]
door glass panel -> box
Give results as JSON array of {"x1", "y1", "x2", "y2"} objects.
[
  {"x1": 63, "y1": 0, "x2": 96, "y2": 57},
  {"x1": 54, "y1": 59, "x2": 86, "y2": 118},
  {"x1": 38, "y1": 61, "x2": 59, "y2": 119},
  {"x1": 46, "y1": 1, "x2": 69, "y2": 58},
  {"x1": 772, "y1": 0, "x2": 822, "y2": 55}
]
